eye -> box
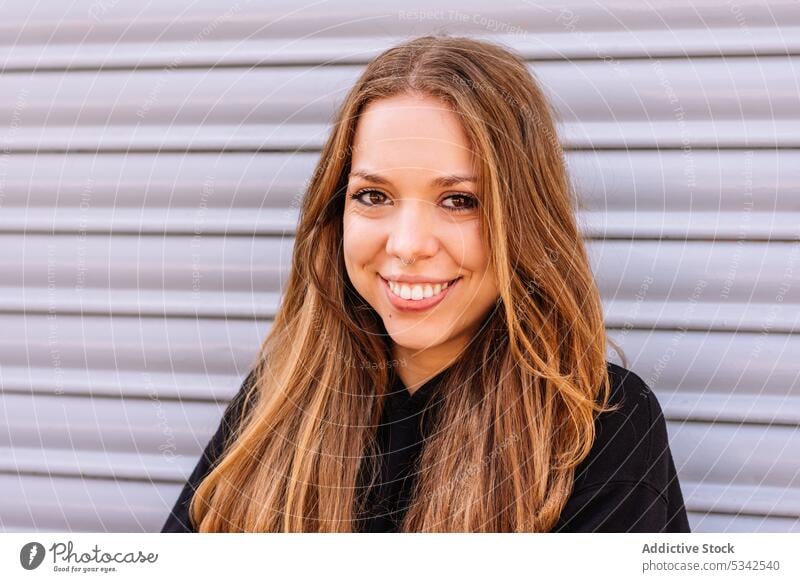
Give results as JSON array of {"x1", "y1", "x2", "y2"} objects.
[
  {"x1": 442, "y1": 193, "x2": 478, "y2": 213},
  {"x1": 349, "y1": 189, "x2": 390, "y2": 207}
]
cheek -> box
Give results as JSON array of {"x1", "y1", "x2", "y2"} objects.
[
  {"x1": 448, "y1": 219, "x2": 490, "y2": 272},
  {"x1": 451, "y1": 222, "x2": 498, "y2": 299},
  {"x1": 342, "y1": 213, "x2": 382, "y2": 278}
]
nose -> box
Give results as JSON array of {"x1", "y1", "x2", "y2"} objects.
[{"x1": 385, "y1": 197, "x2": 438, "y2": 265}]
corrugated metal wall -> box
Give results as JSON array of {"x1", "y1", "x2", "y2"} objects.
[{"x1": 0, "y1": 0, "x2": 798, "y2": 532}]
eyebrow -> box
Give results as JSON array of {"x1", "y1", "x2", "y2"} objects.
[{"x1": 348, "y1": 170, "x2": 477, "y2": 188}]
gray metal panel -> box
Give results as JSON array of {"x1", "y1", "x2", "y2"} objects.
[
  {"x1": 0, "y1": 0, "x2": 797, "y2": 532},
  {"x1": 1, "y1": 58, "x2": 799, "y2": 150}
]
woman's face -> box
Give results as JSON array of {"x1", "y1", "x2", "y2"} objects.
[{"x1": 342, "y1": 92, "x2": 500, "y2": 365}]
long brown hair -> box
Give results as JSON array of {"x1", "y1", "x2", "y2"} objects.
[{"x1": 190, "y1": 34, "x2": 621, "y2": 532}]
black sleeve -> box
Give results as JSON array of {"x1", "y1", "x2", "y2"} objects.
[
  {"x1": 160, "y1": 369, "x2": 256, "y2": 533},
  {"x1": 552, "y1": 365, "x2": 691, "y2": 533},
  {"x1": 642, "y1": 383, "x2": 692, "y2": 533},
  {"x1": 553, "y1": 480, "x2": 677, "y2": 532}
]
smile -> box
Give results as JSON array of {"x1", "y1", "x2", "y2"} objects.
[{"x1": 380, "y1": 275, "x2": 461, "y2": 312}]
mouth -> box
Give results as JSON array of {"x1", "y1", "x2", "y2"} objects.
[{"x1": 379, "y1": 274, "x2": 462, "y2": 313}]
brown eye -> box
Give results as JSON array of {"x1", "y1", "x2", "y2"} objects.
[
  {"x1": 350, "y1": 189, "x2": 389, "y2": 207},
  {"x1": 442, "y1": 193, "x2": 478, "y2": 213}
]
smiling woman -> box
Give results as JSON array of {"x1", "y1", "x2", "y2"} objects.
[
  {"x1": 162, "y1": 34, "x2": 690, "y2": 533},
  {"x1": 343, "y1": 92, "x2": 500, "y2": 385}
]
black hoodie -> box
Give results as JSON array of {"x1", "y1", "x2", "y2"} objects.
[{"x1": 161, "y1": 362, "x2": 691, "y2": 533}]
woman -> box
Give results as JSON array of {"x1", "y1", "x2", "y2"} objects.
[{"x1": 162, "y1": 34, "x2": 690, "y2": 533}]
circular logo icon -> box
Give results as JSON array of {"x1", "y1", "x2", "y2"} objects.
[{"x1": 20, "y1": 542, "x2": 46, "y2": 570}]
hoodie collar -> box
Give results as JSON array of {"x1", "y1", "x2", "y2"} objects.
[{"x1": 387, "y1": 366, "x2": 450, "y2": 415}]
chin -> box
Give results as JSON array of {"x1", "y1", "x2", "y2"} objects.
[{"x1": 385, "y1": 324, "x2": 451, "y2": 351}]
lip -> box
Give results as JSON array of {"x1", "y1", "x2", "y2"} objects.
[
  {"x1": 380, "y1": 274, "x2": 461, "y2": 313},
  {"x1": 381, "y1": 274, "x2": 455, "y2": 285}
]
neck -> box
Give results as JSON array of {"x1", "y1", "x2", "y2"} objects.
[{"x1": 391, "y1": 338, "x2": 464, "y2": 395}]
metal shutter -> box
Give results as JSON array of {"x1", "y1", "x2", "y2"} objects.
[{"x1": 0, "y1": 1, "x2": 797, "y2": 532}]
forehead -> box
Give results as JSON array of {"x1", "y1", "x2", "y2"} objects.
[{"x1": 350, "y1": 93, "x2": 476, "y2": 177}]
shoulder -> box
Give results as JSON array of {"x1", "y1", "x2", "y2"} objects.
[
  {"x1": 161, "y1": 369, "x2": 258, "y2": 533},
  {"x1": 200, "y1": 368, "x2": 259, "y2": 466},
  {"x1": 570, "y1": 362, "x2": 666, "y2": 492},
  {"x1": 552, "y1": 363, "x2": 691, "y2": 532},
  {"x1": 218, "y1": 369, "x2": 258, "y2": 442}
]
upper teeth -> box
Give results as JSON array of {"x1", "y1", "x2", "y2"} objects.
[{"x1": 387, "y1": 279, "x2": 454, "y2": 301}]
